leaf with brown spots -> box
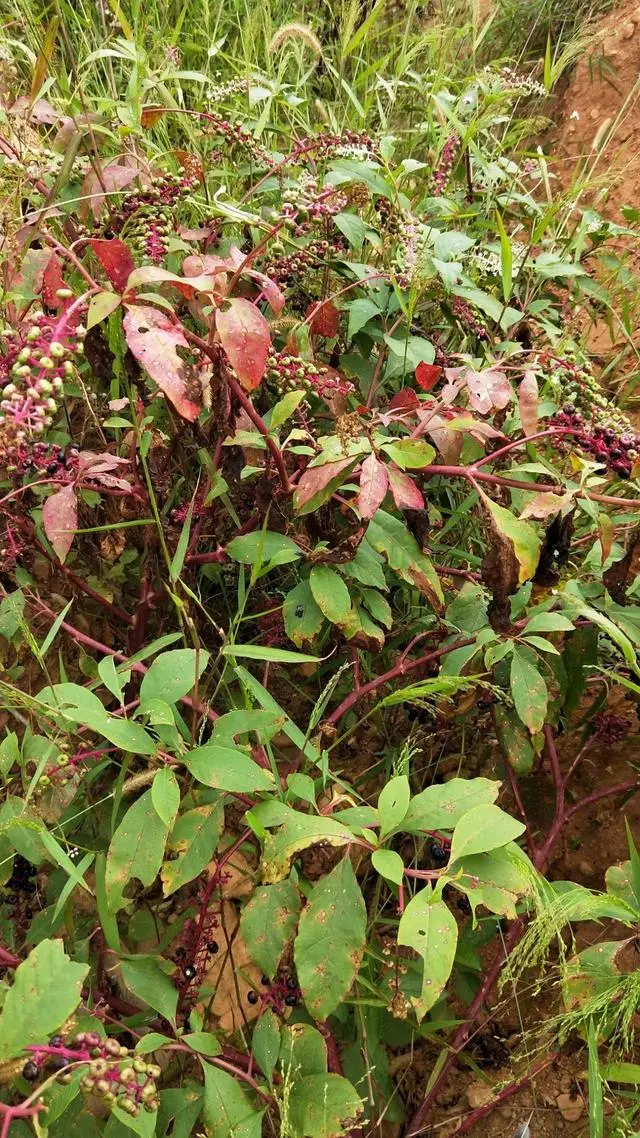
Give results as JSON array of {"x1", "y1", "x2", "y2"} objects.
[
  {"x1": 294, "y1": 858, "x2": 366, "y2": 1021},
  {"x1": 239, "y1": 878, "x2": 301, "y2": 979},
  {"x1": 397, "y1": 885, "x2": 458, "y2": 1020}
]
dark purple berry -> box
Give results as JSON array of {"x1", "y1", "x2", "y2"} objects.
[
  {"x1": 47, "y1": 462, "x2": 59, "y2": 475},
  {"x1": 48, "y1": 1035, "x2": 63, "y2": 1047},
  {"x1": 22, "y1": 1061, "x2": 39, "y2": 1081},
  {"x1": 430, "y1": 842, "x2": 449, "y2": 867},
  {"x1": 261, "y1": 976, "x2": 270, "y2": 986},
  {"x1": 286, "y1": 976, "x2": 297, "y2": 990},
  {"x1": 284, "y1": 994, "x2": 297, "y2": 1007},
  {"x1": 247, "y1": 990, "x2": 258, "y2": 1005},
  {"x1": 183, "y1": 965, "x2": 196, "y2": 981},
  {"x1": 51, "y1": 1055, "x2": 70, "y2": 1070},
  {"x1": 207, "y1": 941, "x2": 219, "y2": 954}
]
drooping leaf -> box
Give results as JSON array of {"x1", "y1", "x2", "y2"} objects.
[
  {"x1": 161, "y1": 804, "x2": 223, "y2": 896},
  {"x1": 367, "y1": 510, "x2": 443, "y2": 608},
  {"x1": 386, "y1": 464, "x2": 424, "y2": 510},
  {"x1": 240, "y1": 878, "x2": 301, "y2": 978},
  {"x1": 89, "y1": 238, "x2": 135, "y2": 294},
  {"x1": 371, "y1": 848, "x2": 404, "y2": 885},
  {"x1": 182, "y1": 744, "x2": 274, "y2": 792},
  {"x1": 216, "y1": 298, "x2": 270, "y2": 392},
  {"x1": 510, "y1": 645, "x2": 548, "y2": 733},
  {"x1": 105, "y1": 790, "x2": 168, "y2": 912},
  {"x1": 494, "y1": 705, "x2": 535, "y2": 774},
  {"x1": 449, "y1": 804, "x2": 526, "y2": 863},
  {"x1": 120, "y1": 955, "x2": 178, "y2": 1026},
  {"x1": 293, "y1": 457, "x2": 359, "y2": 516},
  {"x1": 139, "y1": 649, "x2": 210, "y2": 707},
  {"x1": 279, "y1": 1024, "x2": 327, "y2": 1079},
  {"x1": 261, "y1": 812, "x2": 354, "y2": 883},
  {"x1": 358, "y1": 453, "x2": 388, "y2": 519},
  {"x1": 294, "y1": 858, "x2": 366, "y2": 1021},
  {"x1": 43, "y1": 484, "x2": 77, "y2": 564},
  {"x1": 62, "y1": 709, "x2": 157, "y2": 754},
  {"x1": 202, "y1": 1062, "x2": 259, "y2": 1138},
  {"x1": 251, "y1": 1009, "x2": 280, "y2": 1083},
  {"x1": 309, "y1": 565, "x2": 352, "y2": 627},
  {"x1": 377, "y1": 775, "x2": 410, "y2": 837},
  {"x1": 283, "y1": 581, "x2": 325, "y2": 648},
  {"x1": 151, "y1": 767, "x2": 180, "y2": 828},
  {"x1": 0, "y1": 939, "x2": 88, "y2": 1061},
  {"x1": 518, "y1": 371, "x2": 539, "y2": 437},
  {"x1": 397, "y1": 886, "x2": 458, "y2": 1019},
  {"x1": 479, "y1": 491, "x2": 541, "y2": 584},
  {"x1": 451, "y1": 843, "x2": 535, "y2": 918},
  {"x1": 288, "y1": 1074, "x2": 364, "y2": 1138},
  {"x1": 605, "y1": 861, "x2": 638, "y2": 910},
  {"x1": 123, "y1": 305, "x2": 201, "y2": 421},
  {"x1": 307, "y1": 300, "x2": 340, "y2": 338}
]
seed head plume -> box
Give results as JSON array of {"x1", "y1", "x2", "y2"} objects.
[{"x1": 268, "y1": 24, "x2": 323, "y2": 56}]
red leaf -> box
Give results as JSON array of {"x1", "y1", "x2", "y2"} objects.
[
  {"x1": 293, "y1": 457, "x2": 357, "y2": 514},
  {"x1": 43, "y1": 484, "x2": 77, "y2": 564},
  {"x1": 80, "y1": 163, "x2": 140, "y2": 222},
  {"x1": 216, "y1": 298, "x2": 270, "y2": 392},
  {"x1": 123, "y1": 305, "x2": 201, "y2": 421},
  {"x1": 141, "y1": 105, "x2": 168, "y2": 128},
  {"x1": 389, "y1": 389, "x2": 420, "y2": 413},
  {"x1": 387, "y1": 464, "x2": 424, "y2": 510},
  {"x1": 89, "y1": 239, "x2": 135, "y2": 294},
  {"x1": 306, "y1": 300, "x2": 340, "y2": 338},
  {"x1": 183, "y1": 251, "x2": 284, "y2": 314},
  {"x1": 415, "y1": 362, "x2": 442, "y2": 392},
  {"x1": 173, "y1": 149, "x2": 204, "y2": 183},
  {"x1": 358, "y1": 453, "x2": 388, "y2": 519},
  {"x1": 518, "y1": 370, "x2": 539, "y2": 437},
  {"x1": 42, "y1": 254, "x2": 68, "y2": 311}
]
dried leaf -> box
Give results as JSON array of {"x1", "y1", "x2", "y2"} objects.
[
  {"x1": 123, "y1": 305, "x2": 201, "y2": 421},
  {"x1": 520, "y1": 490, "x2": 574, "y2": 520},
  {"x1": 43, "y1": 484, "x2": 77, "y2": 564},
  {"x1": 603, "y1": 526, "x2": 640, "y2": 604},
  {"x1": 358, "y1": 453, "x2": 388, "y2": 519},
  {"x1": 42, "y1": 254, "x2": 68, "y2": 310},
  {"x1": 80, "y1": 163, "x2": 139, "y2": 222},
  {"x1": 464, "y1": 366, "x2": 512, "y2": 414},
  {"x1": 518, "y1": 370, "x2": 539, "y2": 437},
  {"x1": 216, "y1": 298, "x2": 271, "y2": 391},
  {"x1": 89, "y1": 238, "x2": 135, "y2": 294},
  {"x1": 198, "y1": 901, "x2": 265, "y2": 1031}
]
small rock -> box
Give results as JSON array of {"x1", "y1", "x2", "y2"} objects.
[
  {"x1": 466, "y1": 1083, "x2": 495, "y2": 1110},
  {"x1": 621, "y1": 20, "x2": 635, "y2": 38},
  {"x1": 556, "y1": 1092, "x2": 584, "y2": 1122},
  {"x1": 590, "y1": 108, "x2": 600, "y2": 121}
]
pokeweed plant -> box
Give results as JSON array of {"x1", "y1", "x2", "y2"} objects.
[{"x1": 0, "y1": 25, "x2": 638, "y2": 1138}]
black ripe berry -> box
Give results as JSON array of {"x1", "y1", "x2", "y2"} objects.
[
  {"x1": 47, "y1": 462, "x2": 59, "y2": 475},
  {"x1": 183, "y1": 965, "x2": 196, "y2": 981},
  {"x1": 247, "y1": 990, "x2": 258, "y2": 1005},
  {"x1": 261, "y1": 975, "x2": 270, "y2": 986},
  {"x1": 284, "y1": 994, "x2": 297, "y2": 1007},
  {"x1": 286, "y1": 976, "x2": 297, "y2": 990},
  {"x1": 22, "y1": 1061, "x2": 39, "y2": 1081},
  {"x1": 207, "y1": 941, "x2": 219, "y2": 954},
  {"x1": 430, "y1": 842, "x2": 449, "y2": 867},
  {"x1": 49, "y1": 1035, "x2": 63, "y2": 1047}
]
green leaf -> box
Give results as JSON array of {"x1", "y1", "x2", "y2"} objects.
[
  {"x1": 183, "y1": 744, "x2": 274, "y2": 792},
  {"x1": 151, "y1": 767, "x2": 180, "y2": 828},
  {"x1": 480, "y1": 493, "x2": 541, "y2": 584},
  {"x1": 342, "y1": 540, "x2": 387, "y2": 591},
  {"x1": 379, "y1": 438, "x2": 435, "y2": 470},
  {"x1": 524, "y1": 613, "x2": 574, "y2": 634},
  {"x1": 226, "y1": 531, "x2": 302, "y2": 567},
  {"x1": 251, "y1": 1009, "x2": 280, "y2": 1083},
  {"x1": 39, "y1": 829, "x2": 94, "y2": 898},
  {"x1": 397, "y1": 887, "x2": 458, "y2": 1019},
  {"x1": 98, "y1": 655, "x2": 126, "y2": 703},
  {"x1": 105, "y1": 789, "x2": 168, "y2": 912},
  {"x1": 87, "y1": 290, "x2": 121, "y2": 330},
  {"x1": 202, "y1": 1061, "x2": 258, "y2": 1138},
  {"x1": 261, "y1": 811, "x2": 354, "y2": 883},
  {"x1": 360, "y1": 588, "x2": 392, "y2": 629},
  {"x1": 161, "y1": 804, "x2": 223, "y2": 896},
  {"x1": 120, "y1": 955, "x2": 178, "y2": 1027},
  {"x1": 625, "y1": 818, "x2": 640, "y2": 908},
  {"x1": 140, "y1": 649, "x2": 210, "y2": 707},
  {"x1": 598, "y1": 1062, "x2": 640, "y2": 1084},
  {"x1": 510, "y1": 645, "x2": 548, "y2": 733},
  {"x1": 0, "y1": 939, "x2": 88, "y2": 1060},
  {"x1": 605, "y1": 860, "x2": 638, "y2": 909},
  {"x1": 294, "y1": 858, "x2": 366, "y2": 1020},
  {"x1": 221, "y1": 645, "x2": 320, "y2": 664},
  {"x1": 134, "y1": 1032, "x2": 172, "y2": 1054},
  {"x1": 494, "y1": 705, "x2": 535, "y2": 774},
  {"x1": 377, "y1": 775, "x2": 410, "y2": 837},
  {"x1": 367, "y1": 511, "x2": 443, "y2": 607},
  {"x1": 182, "y1": 1031, "x2": 221, "y2": 1056},
  {"x1": 288, "y1": 1074, "x2": 364, "y2": 1138},
  {"x1": 449, "y1": 804, "x2": 526, "y2": 863},
  {"x1": 240, "y1": 878, "x2": 301, "y2": 979},
  {"x1": 309, "y1": 565, "x2": 352, "y2": 627},
  {"x1": 446, "y1": 583, "x2": 489, "y2": 633},
  {"x1": 451, "y1": 843, "x2": 534, "y2": 918},
  {"x1": 283, "y1": 580, "x2": 325, "y2": 648},
  {"x1": 279, "y1": 1024, "x2": 327, "y2": 1078},
  {"x1": 170, "y1": 499, "x2": 194, "y2": 583},
  {"x1": 495, "y1": 211, "x2": 512, "y2": 303},
  {"x1": 371, "y1": 848, "x2": 404, "y2": 885},
  {"x1": 587, "y1": 1018, "x2": 604, "y2": 1138},
  {"x1": 271, "y1": 390, "x2": 305, "y2": 429},
  {"x1": 453, "y1": 285, "x2": 503, "y2": 323},
  {"x1": 402, "y1": 778, "x2": 500, "y2": 833},
  {"x1": 334, "y1": 212, "x2": 368, "y2": 248},
  {"x1": 65, "y1": 709, "x2": 157, "y2": 754}
]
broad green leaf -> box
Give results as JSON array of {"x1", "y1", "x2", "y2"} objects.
[
  {"x1": 524, "y1": 613, "x2": 574, "y2": 634},
  {"x1": 510, "y1": 645, "x2": 548, "y2": 733},
  {"x1": 402, "y1": 778, "x2": 500, "y2": 833},
  {"x1": 397, "y1": 887, "x2": 458, "y2": 1019},
  {"x1": 283, "y1": 580, "x2": 325, "y2": 647},
  {"x1": 367, "y1": 511, "x2": 443, "y2": 607},
  {"x1": 288, "y1": 1074, "x2": 364, "y2": 1138},
  {"x1": 494, "y1": 705, "x2": 535, "y2": 774},
  {"x1": 360, "y1": 588, "x2": 392, "y2": 629},
  {"x1": 240, "y1": 878, "x2": 301, "y2": 978},
  {"x1": 480, "y1": 490, "x2": 541, "y2": 583},
  {"x1": 105, "y1": 789, "x2": 168, "y2": 912},
  {"x1": 151, "y1": 767, "x2": 180, "y2": 828},
  {"x1": 212, "y1": 710, "x2": 286, "y2": 745},
  {"x1": 605, "y1": 860, "x2": 639, "y2": 911},
  {"x1": 182, "y1": 744, "x2": 274, "y2": 792},
  {"x1": 98, "y1": 655, "x2": 126, "y2": 702},
  {"x1": 134, "y1": 1032, "x2": 172, "y2": 1054},
  {"x1": 271, "y1": 390, "x2": 305, "y2": 429},
  {"x1": 446, "y1": 583, "x2": 489, "y2": 633},
  {"x1": 0, "y1": 939, "x2": 88, "y2": 1060},
  {"x1": 377, "y1": 775, "x2": 410, "y2": 837},
  {"x1": 371, "y1": 849, "x2": 404, "y2": 885},
  {"x1": 341, "y1": 540, "x2": 387, "y2": 591},
  {"x1": 161, "y1": 804, "x2": 223, "y2": 896},
  {"x1": 140, "y1": 649, "x2": 210, "y2": 707},
  {"x1": 182, "y1": 1031, "x2": 221, "y2": 1056},
  {"x1": 451, "y1": 843, "x2": 535, "y2": 918},
  {"x1": 279, "y1": 1024, "x2": 327, "y2": 1078},
  {"x1": 120, "y1": 955, "x2": 178, "y2": 1026},
  {"x1": 65, "y1": 709, "x2": 157, "y2": 754},
  {"x1": 449, "y1": 804, "x2": 525, "y2": 863},
  {"x1": 87, "y1": 289, "x2": 122, "y2": 330},
  {"x1": 202, "y1": 1061, "x2": 258, "y2": 1138},
  {"x1": 347, "y1": 298, "x2": 380, "y2": 339},
  {"x1": 309, "y1": 565, "x2": 352, "y2": 626},
  {"x1": 294, "y1": 858, "x2": 366, "y2": 1020},
  {"x1": 251, "y1": 1009, "x2": 280, "y2": 1082},
  {"x1": 261, "y1": 812, "x2": 354, "y2": 883},
  {"x1": 379, "y1": 438, "x2": 435, "y2": 470},
  {"x1": 221, "y1": 645, "x2": 320, "y2": 664},
  {"x1": 226, "y1": 531, "x2": 302, "y2": 567}
]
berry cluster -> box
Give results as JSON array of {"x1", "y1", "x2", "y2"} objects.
[
  {"x1": 301, "y1": 129, "x2": 378, "y2": 162},
  {"x1": 280, "y1": 176, "x2": 348, "y2": 228},
  {"x1": 37, "y1": 742, "x2": 107, "y2": 787},
  {"x1": 432, "y1": 134, "x2": 461, "y2": 197},
  {"x1": 544, "y1": 353, "x2": 638, "y2": 478},
  {"x1": 392, "y1": 213, "x2": 424, "y2": 287},
  {"x1": 7, "y1": 440, "x2": 80, "y2": 479},
  {"x1": 24, "y1": 1031, "x2": 161, "y2": 1114},
  {"x1": 593, "y1": 710, "x2": 631, "y2": 743},
  {"x1": 265, "y1": 349, "x2": 354, "y2": 402},
  {"x1": 249, "y1": 969, "x2": 300, "y2": 1014},
  {"x1": 452, "y1": 296, "x2": 489, "y2": 340},
  {"x1": 115, "y1": 171, "x2": 199, "y2": 262},
  {"x1": 205, "y1": 116, "x2": 271, "y2": 165},
  {"x1": 263, "y1": 238, "x2": 344, "y2": 285},
  {"x1": 0, "y1": 314, "x2": 85, "y2": 448}
]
